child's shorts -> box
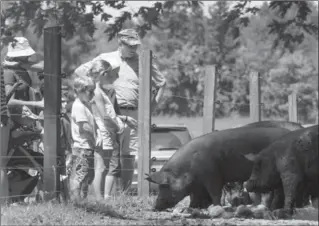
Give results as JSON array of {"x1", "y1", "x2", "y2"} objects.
[
  {"x1": 95, "y1": 146, "x2": 120, "y2": 177},
  {"x1": 70, "y1": 148, "x2": 94, "y2": 187}
]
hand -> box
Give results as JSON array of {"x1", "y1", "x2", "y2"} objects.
[
  {"x1": 96, "y1": 135, "x2": 103, "y2": 148},
  {"x1": 125, "y1": 116, "x2": 138, "y2": 129},
  {"x1": 35, "y1": 99, "x2": 44, "y2": 109},
  {"x1": 103, "y1": 116, "x2": 119, "y2": 133}
]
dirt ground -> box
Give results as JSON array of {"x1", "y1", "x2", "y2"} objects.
[{"x1": 2, "y1": 195, "x2": 318, "y2": 225}]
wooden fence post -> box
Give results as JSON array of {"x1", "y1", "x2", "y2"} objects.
[
  {"x1": 249, "y1": 71, "x2": 261, "y2": 122},
  {"x1": 315, "y1": 91, "x2": 318, "y2": 124},
  {"x1": 203, "y1": 65, "x2": 217, "y2": 134},
  {"x1": 43, "y1": 26, "x2": 62, "y2": 200},
  {"x1": 288, "y1": 92, "x2": 298, "y2": 122},
  {"x1": 137, "y1": 49, "x2": 152, "y2": 196}
]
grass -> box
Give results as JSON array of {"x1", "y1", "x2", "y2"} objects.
[
  {"x1": 2, "y1": 116, "x2": 317, "y2": 225},
  {"x1": 2, "y1": 194, "x2": 318, "y2": 225}
]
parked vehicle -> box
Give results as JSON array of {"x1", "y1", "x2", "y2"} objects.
[{"x1": 129, "y1": 124, "x2": 193, "y2": 194}]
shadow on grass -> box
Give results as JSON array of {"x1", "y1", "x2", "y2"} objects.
[{"x1": 72, "y1": 199, "x2": 137, "y2": 221}]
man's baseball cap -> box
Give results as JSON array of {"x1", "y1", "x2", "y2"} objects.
[{"x1": 118, "y1": 29, "x2": 141, "y2": 46}]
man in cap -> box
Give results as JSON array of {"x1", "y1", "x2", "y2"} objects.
[{"x1": 74, "y1": 28, "x2": 166, "y2": 190}]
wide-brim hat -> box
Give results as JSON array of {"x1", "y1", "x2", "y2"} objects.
[
  {"x1": 6, "y1": 37, "x2": 36, "y2": 58},
  {"x1": 118, "y1": 29, "x2": 141, "y2": 46}
]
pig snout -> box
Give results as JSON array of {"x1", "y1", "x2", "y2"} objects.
[
  {"x1": 153, "y1": 197, "x2": 176, "y2": 211},
  {"x1": 229, "y1": 191, "x2": 252, "y2": 207}
]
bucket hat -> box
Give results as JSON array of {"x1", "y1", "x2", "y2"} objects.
[{"x1": 7, "y1": 37, "x2": 35, "y2": 58}]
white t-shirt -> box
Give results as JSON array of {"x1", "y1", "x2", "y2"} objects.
[{"x1": 71, "y1": 98, "x2": 96, "y2": 149}]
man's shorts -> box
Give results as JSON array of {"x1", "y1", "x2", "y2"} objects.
[
  {"x1": 118, "y1": 109, "x2": 138, "y2": 155},
  {"x1": 94, "y1": 146, "x2": 121, "y2": 177},
  {"x1": 70, "y1": 148, "x2": 94, "y2": 188}
]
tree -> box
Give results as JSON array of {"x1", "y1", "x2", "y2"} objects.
[
  {"x1": 1, "y1": 0, "x2": 202, "y2": 41},
  {"x1": 234, "y1": 2, "x2": 318, "y2": 122},
  {"x1": 227, "y1": 1, "x2": 318, "y2": 50},
  {"x1": 145, "y1": 2, "x2": 206, "y2": 116},
  {"x1": 1, "y1": 0, "x2": 317, "y2": 46}
]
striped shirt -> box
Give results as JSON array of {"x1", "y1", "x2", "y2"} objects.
[{"x1": 1, "y1": 73, "x2": 8, "y2": 116}]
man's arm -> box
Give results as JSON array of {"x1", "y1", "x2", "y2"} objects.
[
  {"x1": 150, "y1": 61, "x2": 166, "y2": 111},
  {"x1": 154, "y1": 82, "x2": 166, "y2": 104},
  {"x1": 113, "y1": 95, "x2": 121, "y2": 115},
  {"x1": 6, "y1": 81, "x2": 23, "y2": 103},
  {"x1": 20, "y1": 61, "x2": 44, "y2": 72}
]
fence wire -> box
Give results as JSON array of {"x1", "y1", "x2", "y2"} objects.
[{"x1": 0, "y1": 25, "x2": 317, "y2": 205}]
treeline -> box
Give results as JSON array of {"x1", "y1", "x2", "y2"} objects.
[
  {"x1": 146, "y1": 1, "x2": 318, "y2": 123},
  {"x1": 1, "y1": 1, "x2": 318, "y2": 122}
]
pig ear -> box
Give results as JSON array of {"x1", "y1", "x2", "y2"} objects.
[
  {"x1": 243, "y1": 153, "x2": 257, "y2": 162},
  {"x1": 145, "y1": 172, "x2": 169, "y2": 185}
]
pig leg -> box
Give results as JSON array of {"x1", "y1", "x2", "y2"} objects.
[
  {"x1": 273, "y1": 172, "x2": 303, "y2": 218},
  {"x1": 189, "y1": 187, "x2": 212, "y2": 209},
  {"x1": 202, "y1": 174, "x2": 223, "y2": 206},
  {"x1": 295, "y1": 184, "x2": 310, "y2": 207},
  {"x1": 270, "y1": 187, "x2": 284, "y2": 210}
]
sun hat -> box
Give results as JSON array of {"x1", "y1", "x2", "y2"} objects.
[
  {"x1": 6, "y1": 37, "x2": 36, "y2": 58},
  {"x1": 118, "y1": 29, "x2": 141, "y2": 46}
]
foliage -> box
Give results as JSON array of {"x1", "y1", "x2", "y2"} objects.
[
  {"x1": 1, "y1": 0, "x2": 202, "y2": 41},
  {"x1": 1, "y1": 1, "x2": 318, "y2": 122}
]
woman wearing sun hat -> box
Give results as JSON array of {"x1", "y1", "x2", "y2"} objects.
[{"x1": 2, "y1": 37, "x2": 44, "y2": 127}]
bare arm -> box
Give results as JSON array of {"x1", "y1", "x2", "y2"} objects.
[
  {"x1": 78, "y1": 121, "x2": 95, "y2": 137},
  {"x1": 94, "y1": 91, "x2": 119, "y2": 132},
  {"x1": 6, "y1": 82, "x2": 22, "y2": 103},
  {"x1": 78, "y1": 121, "x2": 95, "y2": 147},
  {"x1": 150, "y1": 59, "x2": 166, "y2": 111},
  {"x1": 155, "y1": 83, "x2": 166, "y2": 103},
  {"x1": 20, "y1": 61, "x2": 44, "y2": 72},
  {"x1": 151, "y1": 83, "x2": 166, "y2": 112},
  {"x1": 5, "y1": 85, "x2": 44, "y2": 109}
]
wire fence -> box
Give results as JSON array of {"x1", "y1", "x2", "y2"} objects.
[{"x1": 1, "y1": 29, "x2": 318, "y2": 206}]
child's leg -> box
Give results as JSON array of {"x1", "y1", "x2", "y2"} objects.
[
  {"x1": 92, "y1": 150, "x2": 106, "y2": 200},
  {"x1": 69, "y1": 153, "x2": 81, "y2": 202},
  {"x1": 81, "y1": 149, "x2": 94, "y2": 199},
  {"x1": 104, "y1": 143, "x2": 121, "y2": 198},
  {"x1": 69, "y1": 148, "x2": 94, "y2": 201},
  {"x1": 65, "y1": 151, "x2": 74, "y2": 177}
]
